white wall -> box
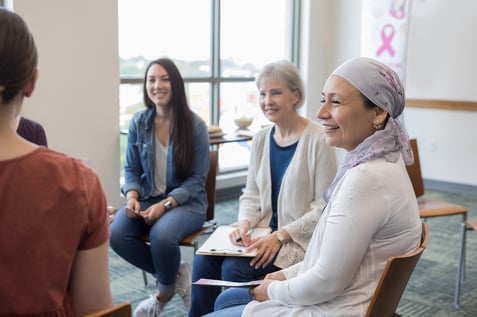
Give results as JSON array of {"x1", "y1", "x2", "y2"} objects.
[
  {"x1": 300, "y1": 0, "x2": 363, "y2": 163},
  {"x1": 11, "y1": 0, "x2": 123, "y2": 206},
  {"x1": 300, "y1": 0, "x2": 363, "y2": 120},
  {"x1": 405, "y1": 0, "x2": 477, "y2": 187},
  {"x1": 301, "y1": 0, "x2": 477, "y2": 189}
]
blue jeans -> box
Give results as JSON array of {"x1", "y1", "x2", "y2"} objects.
[
  {"x1": 203, "y1": 305, "x2": 246, "y2": 317},
  {"x1": 110, "y1": 196, "x2": 204, "y2": 295},
  {"x1": 202, "y1": 288, "x2": 251, "y2": 316},
  {"x1": 188, "y1": 254, "x2": 279, "y2": 317}
]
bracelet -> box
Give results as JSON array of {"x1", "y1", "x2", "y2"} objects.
[
  {"x1": 163, "y1": 199, "x2": 173, "y2": 211},
  {"x1": 126, "y1": 196, "x2": 138, "y2": 201}
]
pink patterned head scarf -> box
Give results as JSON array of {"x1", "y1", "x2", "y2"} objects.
[{"x1": 323, "y1": 57, "x2": 414, "y2": 202}]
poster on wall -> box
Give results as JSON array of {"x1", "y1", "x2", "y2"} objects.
[{"x1": 361, "y1": 0, "x2": 412, "y2": 85}]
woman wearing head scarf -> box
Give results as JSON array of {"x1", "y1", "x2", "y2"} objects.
[{"x1": 204, "y1": 57, "x2": 422, "y2": 317}]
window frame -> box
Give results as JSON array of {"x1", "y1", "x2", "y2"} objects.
[{"x1": 119, "y1": 0, "x2": 300, "y2": 175}]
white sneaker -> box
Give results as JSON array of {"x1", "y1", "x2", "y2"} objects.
[
  {"x1": 134, "y1": 294, "x2": 167, "y2": 317},
  {"x1": 176, "y1": 262, "x2": 192, "y2": 311}
]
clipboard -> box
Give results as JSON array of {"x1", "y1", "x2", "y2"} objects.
[
  {"x1": 193, "y1": 278, "x2": 263, "y2": 287},
  {"x1": 196, "y1": 225, "x2": 271, "y2": 257}
]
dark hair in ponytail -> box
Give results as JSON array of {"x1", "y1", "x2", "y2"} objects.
[{"x1": 0, "y1": 8, "x2": 38, "y2": 104}]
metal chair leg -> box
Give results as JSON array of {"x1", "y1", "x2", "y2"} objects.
[
  {"x1": 142, "y1": 270, "x2": 148, "y2": 287},
  {"x1": 455, "y1": 221, "x2": 468, "y2": 308},
  {"x1": 193, "y1": 240, "x2": 199, "y2": 253},
  {"x1": 461, "y1": 214, "x2": 468, "y2": 283}
]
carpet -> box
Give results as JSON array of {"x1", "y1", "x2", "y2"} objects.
[{"x1": 109, "y1": 189, "x2": 477, "y2": 316}]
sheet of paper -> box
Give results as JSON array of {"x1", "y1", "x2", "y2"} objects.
[
  {"x1": 193, "y1": 278, "x2": 263, "y2": 288},
  {"x1": 196, "y1": 225, "x2": 271, "y2": 257}
]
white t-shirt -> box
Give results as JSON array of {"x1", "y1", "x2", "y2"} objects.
[{"x1": 151, "y1": 136, "x2": 167, "y2": 197}]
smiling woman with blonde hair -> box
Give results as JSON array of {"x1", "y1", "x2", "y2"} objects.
[{"x1": 189, "y1": 60, "x2": 337, "y2": 317}]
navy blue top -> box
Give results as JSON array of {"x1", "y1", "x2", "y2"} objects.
[
  {"x1": 269, "y1": 128, "x2": 298, "y2": 231},
  {"x1": 17, "y1": 117, "x2": 48, "y2": 147}
]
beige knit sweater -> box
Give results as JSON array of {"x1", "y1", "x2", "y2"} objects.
[{"x1": 237, "y1": 120, "x2": 337, "y2": 268}]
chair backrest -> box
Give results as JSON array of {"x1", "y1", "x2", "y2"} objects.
[
  {"x1": 406, "y1": 139, "x2": 425, "y2": 198},
  {"x1": 205, "y1": 150, "x2": 218, "y2": 221},
  {"x1": 365, "y1": 222, "x2": 429, "y2": 317},
  {"x1": 83, "y1": 301, "x2": 132, "y2": 317}
]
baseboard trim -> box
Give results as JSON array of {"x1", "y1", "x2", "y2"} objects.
[
  {"x1": 216, "y1": 186, "x2": 243, "y2": 202},
  {"x1": 216, "y1": 170, "x2": 246, "y2": 190},
  {"x1": 424, "y1": 179, "x2": 477, "y2": 195},
  {"x1": 216, "y1": 170, "x2": 247, "y2": 202}
]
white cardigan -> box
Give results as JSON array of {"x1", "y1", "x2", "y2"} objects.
[
  {"x1": 238, "y1": 121, "x2": 337, "y2": 269},
  {"x1": 243, "y1": 156, "x2": 422, "y2": 317}
]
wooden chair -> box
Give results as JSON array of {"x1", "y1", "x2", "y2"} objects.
[
  {"x1": 142, "y1": 150, "x2": 218, "y2": 286},
  {"x1": 83, "y1": 301, "x2": 131, "y2": 317},
  {"x1": 179, "y1": 149, "x2": 218, "y2": 251},
  {"x1": 405, "y1": 139, "x2": 468, "y2": 307},
  {"x1": 456, "y1": 220, "x2": 477, "y2": 307},
  {"x1": 365, "y1": 222, "x2": 430, "y2": 317}
]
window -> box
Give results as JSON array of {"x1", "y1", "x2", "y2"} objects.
[{"x1": 118, "y1": 0, "x2": 298, "y2": 178}]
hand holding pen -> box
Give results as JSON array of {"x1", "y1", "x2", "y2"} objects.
[
  {"x1": 231, "y1": 227, "x2": 254, "y2": 246},
  {"x1": 236, "y1": 229, "x2": 254, "y2": 243}
]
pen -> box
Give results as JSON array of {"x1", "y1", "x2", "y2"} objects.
[{"x1": 235, "y1": 229, "x2": 254, "y2": 243}]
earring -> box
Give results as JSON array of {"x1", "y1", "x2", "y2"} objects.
[{"x1": 373, "y1": 121, "x2": 384, "y2": 130}]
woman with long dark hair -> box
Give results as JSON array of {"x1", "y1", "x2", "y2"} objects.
[{"x1": 110, "y1": 57, "x2": 209, "y2": 317}]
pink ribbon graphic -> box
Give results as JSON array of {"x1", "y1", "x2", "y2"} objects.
[
  {"x1": 376, "y1": 24, "x2": 396, "y2": 57},
  {"x1": 390, "y1": 9, "x2": 406, "y2": 20}
]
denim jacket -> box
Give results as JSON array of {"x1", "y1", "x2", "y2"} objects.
[{"x1": 122, "y1": 107, "x2": 210, "y2": 215}]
